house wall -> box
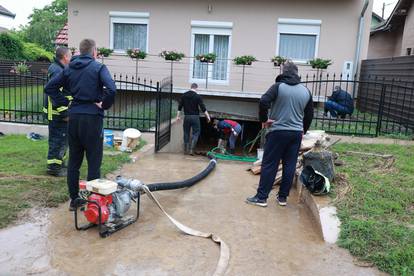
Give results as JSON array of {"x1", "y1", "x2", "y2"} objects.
[
  {"x1": 0, "y1": 14, "x2": 14, "y2": 30},
  {"x1": 68, "y1": 0, "x2": 372, "y2": 95},
  {"x1": 401, "y1": 4, "x2": 414, "y2": 55},
  {"x1": 368, "y1": 27, "x2": 404, "y2": 59}
]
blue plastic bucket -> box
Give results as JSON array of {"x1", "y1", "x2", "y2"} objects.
[{"x1": 103, "y1": 130, "x2": 114, "y2": 147}]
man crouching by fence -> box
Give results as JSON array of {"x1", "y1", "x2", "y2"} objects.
[
  {"x1": 246, "y1": 62, "x2": 313, "y2": 207},
  {"x1": 45, "y1": 39, "x2": 116, "y2": 211}
]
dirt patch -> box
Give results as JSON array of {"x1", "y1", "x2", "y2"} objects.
[{"x1": 333, "y1": 173, "x2": 352, "y2": 204}]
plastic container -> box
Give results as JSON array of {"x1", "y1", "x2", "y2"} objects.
[
  {"x1": 257, "y1": 148, "x2": 264, "y2": 160},
  {"x1": 113, "y1": 136, "x2": 123, "y2": 150},
  {"x1": 103, "y1": 130, "x2": 114, "y2": 147},
  {"x1": 121, "y1": 128, "x2": 142, "y2": 152}
]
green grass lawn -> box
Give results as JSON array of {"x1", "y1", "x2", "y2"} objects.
[
  {"x1": 0, "y1": 134, "x2": 135, "y2": 228},
  {"x1": 312, "y1": 108, "x2": 414, "y2": 139},
  {"x1": 332, "y1": 143, "x2": 414, "y2": 275},
  {"x1": 0, "y1": 85, "x2": 44, "y2": 111}
]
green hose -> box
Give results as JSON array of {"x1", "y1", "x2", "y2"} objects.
[
  {"x1": 207, "y1": 147, "x2": 258, "y2": 162},
  {"x1": 207, "y1": 128, "x2": 266, "y2": 163}
]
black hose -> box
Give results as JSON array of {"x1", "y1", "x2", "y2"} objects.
[{"x1": 146, "y1": 159, "x2": 217, "y2": 192}]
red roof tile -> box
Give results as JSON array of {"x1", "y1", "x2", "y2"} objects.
[{"x1": 55, "y1": 23, "x2": 68, "y2": 46}]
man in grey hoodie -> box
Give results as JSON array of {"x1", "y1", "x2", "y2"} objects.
[{"x1": 246, "y1": 62, "x2": 313, "y2": 207}]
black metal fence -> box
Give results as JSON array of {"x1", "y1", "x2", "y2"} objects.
[
  {"x1": 0, "y1": 73, "x2": 165, "y2": 133},
  {"x1": 302, "y1": 73, "x2": 414, "y2": 138},
  {"x1": 1, "y1": 72, "x2": 413, "y2": 139}
]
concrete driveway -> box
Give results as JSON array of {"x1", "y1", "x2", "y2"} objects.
[{"x1": 0, "y1": 153, "x2": 385, "y2": 275}]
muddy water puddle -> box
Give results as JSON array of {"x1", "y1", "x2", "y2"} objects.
[{"x1": 0, "y1": 154, "x2": 385, "y2": 275}]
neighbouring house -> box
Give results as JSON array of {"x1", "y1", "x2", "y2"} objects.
[
  {"x1": 368, "y1": 0, "x2": 413, "y2": 59},
  {"x1": 68, "y1": 0, "x2": 372, "y2": 96},
  {"x1": 371, "y1": 12, "x2": 384, "y2": 29},
  {"x1": 55, "y1": 23, "x2": 68, "y2": 47},
  {"x1": 0, "y1": 5, "x2": 15, "y2": 32}
]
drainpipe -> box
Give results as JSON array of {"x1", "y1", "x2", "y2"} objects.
[{"x1": 353, "y1": 0, "x2": 369, "y2": 78}]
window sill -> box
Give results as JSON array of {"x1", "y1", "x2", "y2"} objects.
[{"x1": 189, "y1": 78, "x2": 229, "y2": 86}]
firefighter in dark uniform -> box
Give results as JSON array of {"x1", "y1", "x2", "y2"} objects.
[
  {"x1": 45, "y1": 39, "x2": 116, "y2": 210},
  {"x1": 44, "y1": 47, "x2": 72, "y2": 176}
]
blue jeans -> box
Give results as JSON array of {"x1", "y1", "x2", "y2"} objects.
[
  {"x1": 229, "y1": 123, "x2": 242, "y2": 150},
  {"x1": 256, "y1": 130, "x2": 302, "y2": 200},
  {"x1": 183, "y1": 115, "x2": 200, "y2": 150},
  {"x1": 324, "y1": 100, "x2": 352, "y2": 118}
]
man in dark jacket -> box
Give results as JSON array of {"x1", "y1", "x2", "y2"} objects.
[
  {"x1": 176, "y1": 83, "x2": 210, "y2": 155},
  {"x1": 44, "y1": 47, "x2": 72, "y2": 176},
  {"x1": 246, "y1": 62, "x2": 314, "y2": 207},
  {"x1": 45, "y1": 39, "x2": 116, "y2": 210},
  {"x1": 324, "y1": 86, "x2": 354, "y2": 118}
]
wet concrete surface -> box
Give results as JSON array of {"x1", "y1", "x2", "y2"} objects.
[{"x1": 0, "y1": 154, "x2": 386, "y2": 275}]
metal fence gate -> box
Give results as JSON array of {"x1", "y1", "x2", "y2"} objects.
[
  {"x1": 155, "y1": 77, "x2": 173, "y2": 151},
  {"x1": 0, "y1": 73, "x2": 174, "y2": 150}
]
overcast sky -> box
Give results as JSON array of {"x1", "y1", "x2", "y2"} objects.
[{"x1": 0, "y1": 0, "x2": 400, "y2": 30}]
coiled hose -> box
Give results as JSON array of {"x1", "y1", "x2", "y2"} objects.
[
  {"x1": 206, "y1": 128, "x2": 266, "y2": 163},
  {"x1": 146, "y1": 158, "x2": 217, "y2": 192}
]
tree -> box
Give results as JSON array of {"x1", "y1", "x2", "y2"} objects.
[
  {"x1": 0, "y1": 33, "x2": 24, "y2": 60},
  {"x1": 21, "y1": 0, "x2": 67, "y2": 51}
]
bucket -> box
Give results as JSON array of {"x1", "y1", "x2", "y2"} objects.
[
  {"x1": 121, "y1": 128, "x2": 142, "y2": 152},
  {"x1": 103, "y1": 130, "x2": 114, "y2": 147},
  {"x1": 257, "y1": 148, "x2": 264, "y2": 160}
]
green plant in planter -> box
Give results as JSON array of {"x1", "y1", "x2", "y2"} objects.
[
  {"x1": 308, "y1": 58, "x2": 332, "y2": 69},
  {"x1": 97, "y1": 47, "x2": 113, "y2": 57},
  {"x1": 127, "y1": 48, "x2": 147, "y2": 59},
  {"x1": 196, "y1": 53, "x2": 216, "y2": 63},
  {"x1": 160, "y1": 50, "x2": 185, "y2": 61},
  {"x1": 69, "y1": 47, "x2": 77, "y2": 55},
  {"x1": 234, "y1": 55, "x2": 257, "y2": 65},
  {"x1": 10, "y1": 61, "x2": 30, "y2": 74},
  {"x1": 271, "y1": 56, "x2": 287, "y2": 67}
]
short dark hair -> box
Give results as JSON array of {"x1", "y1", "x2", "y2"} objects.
[
  {"x1": 55, "y1": 46, "x2": 70, "y2": 60},
  {"x1": 191, "y1": 83, "x2": 198, "y2": 90},
  {"x1": 282, "y1": 61, "x2": 298, "y2": 75},
  {"x1": 79, "y1": 39, "x2": 96, "y2": 55}
]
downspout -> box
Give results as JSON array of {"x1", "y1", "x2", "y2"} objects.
[{"x1": 354, "y1": 0, "x2": 370, "y2": 78}]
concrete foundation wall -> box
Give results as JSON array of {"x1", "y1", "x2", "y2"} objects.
[{"x1": 159, "y1": 119, "x2": 184, "y2": 153}]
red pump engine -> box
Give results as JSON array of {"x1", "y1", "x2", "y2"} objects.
[{"x1": 83, "y1": 193, "x2": 113, "y2": 224}]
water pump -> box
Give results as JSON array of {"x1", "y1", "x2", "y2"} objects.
[
  {"x1": 74, "y1": 178, "x2": 143, "y2": 237},
  {"x1": 73, "y1": 158, "x2": 217, "y2": 238}
]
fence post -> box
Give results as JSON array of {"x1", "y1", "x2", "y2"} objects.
[
  {"x1": 376, "y1": 83, "x2": 386, "y2": 137},
  {"x1": 205, "y1": 63, "x2": 209, "y2": 89},
  {"x1": 241, "y1": 64, "x2": 246, "y2": 91},
  {"x1": 155, "y1": 82, "x2": 160, "y2": 151}
]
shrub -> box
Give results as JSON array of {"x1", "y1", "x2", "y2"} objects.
[
  {"x1": 22, "y1": 42, "x2": 53, "y2": 62},
  {"x1": 234, "y1": 55, "x2": 257, "y2": 65},
  {"x1": 10, "y1": 61, "x2": 31, "y2": 74},
  {"x1": 196, "y1": 53, "x2": 216, "y2": 63},
  {"x1": 160, "y1": 50, "x2": 185, "y2": 61},
  {"x1": 127, "y1": 48, "x2": 147, "y2": 59},
  {"x1": 0, "y1": 32, "x2": 24, "y2": 60}
]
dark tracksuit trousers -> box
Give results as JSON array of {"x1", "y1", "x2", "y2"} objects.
[
  {"x1": 67, "y1": 114, "x2": 103, "y2": 201},
  {"x1": 183, "y1": 115, "x2": 201, "y2": 150},
  {"x1": 47, "y1": 120, "x2": 68, "y2": 171},
  {"x1": 256, "y1": 130, "x2": 302, "y2": 200}
]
